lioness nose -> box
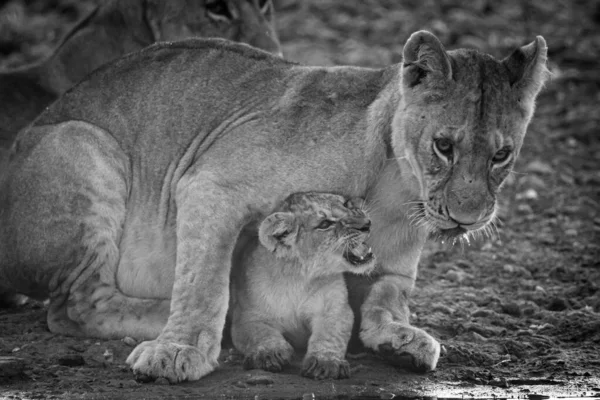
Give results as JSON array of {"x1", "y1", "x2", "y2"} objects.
[{"x1": 447, "y1": 208, "x2": 487, "y2": 226}]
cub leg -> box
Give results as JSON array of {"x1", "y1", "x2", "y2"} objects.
[
  {"x1": 301, "y1": 283, "x2": 352, "y2": 380},
  {"x1": 354, "y1": 274, "x2": 440, "y2": 372},
  {"x1": 127, "y1": 174, "x2": 248, "y2": 383},
  {"x1": 231, "y1": 313, "x2": 294, "y2": 372}
]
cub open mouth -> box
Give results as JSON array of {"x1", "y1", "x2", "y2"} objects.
[{"x1": 343, "y1": 242, "x2": 374, "y2": 266}]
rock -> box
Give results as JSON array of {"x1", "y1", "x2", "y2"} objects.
[
  {"x1": 380, "y1": 393, "x2": 396, "y2": 400},
  {"x1": 57, "y1": 354, "x2": 85, "y2": 367},
  {"x1": 154, "y1": 377, "x2": 170, "y2": 385},
  {"x1": 302, "y1": 394, "x2": 316, "y2": 400},
  {"x1": 246, "y1": 375, "x2": 274, "y2": 385},
  {"x1": 122, "y1": 336, "x2": 137, "y2": 347},
  {"x1": 0, "y1": 356, "x2": 26, "y2": 377},
  {"x1": 502, "y1": 302, "x2": 522, "y2": 317},
  {"x1": 565, "y1": 228, "x2": 578, "y2": 236},
  {"x1": 503, "y1": 264, "x2": 532, "y2": 278},
  {"x1": 432, "y1": 303, "x2": 454, "y2": 314},
  {"x1": 516, "y1": 204, "x2": 533, "y2": 214},
  {"x1": 103, "y1": 349, "x2": 114, "y2": 364},
  {"x1": 67, "y1": 344, "x2": 86, "y2": 353},
  {"x1": 455, "y1": 259, "x2": 475, "y2": 269},
  {"x1": 516, "y1": 189, "x2": 539, "y2": 200},
  {"x1": 518, "y1": 174, "x2": 547, "y2": 190},
  {"x1": 503, "y1": 264, "x2": 515, "y2": 273},
  {"x1": 472, "y1": 309, "x2": 492, "y2": 318},
  {"x1": 547, "y1": 297, "x2": 569, "y2": 311},
  {"x1": 134, "y1": 374, "x2": 155, "y2": 383},
  {"x1": 444, "y1": 269, "x2": 473, "y2": 283},
  {"x1": 525, "y1": 160, "x2": 554, "y2": 175}
]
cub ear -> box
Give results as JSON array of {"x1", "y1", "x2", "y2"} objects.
[
  {"x1": 402, "y1": 30, "x2": 453, "y2": 88},
  {"x1": 258, "y1": 212, "x2": 297, "y2": 257},
  {"x1": 502, "y1": 36, "x2": 550, "y2": 101}
]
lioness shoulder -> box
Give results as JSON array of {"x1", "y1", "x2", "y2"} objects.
[{"x1": 230, "y1": 192, "x2": 375, "y2": 380}]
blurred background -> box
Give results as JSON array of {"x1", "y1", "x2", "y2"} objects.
[{"x1": 0, "y1": 0, "x2": 598, "y2": 391}]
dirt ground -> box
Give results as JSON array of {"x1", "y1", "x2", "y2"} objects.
[{"x1": 1, "y1": 0, "x2": 599, "y2": 399}]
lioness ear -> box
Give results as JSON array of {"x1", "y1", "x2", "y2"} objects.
[
  {"x1": 402, "y1": 30, "x2": 453, "y2": 88},
  {"x1": 502, "y1": 36, "x2": 550, "y2": 101},
  {"x1": 258, "y1": 212, "x2": 297, "y2": 257}
]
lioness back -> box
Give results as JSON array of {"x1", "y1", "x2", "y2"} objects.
[
  {"x1": 0, "y1": 0, "x2": 281, "y2": 149},
  {"x1": 230, "y1": 192, "x2": 375, "y2": 379}
]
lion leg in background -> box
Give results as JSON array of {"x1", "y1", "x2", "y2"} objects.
[
  {"x1": 0, "y1": 121, "x2": 169, "y2": 340},
  {"x1": 350, "y1": 274, "x2": 440, "y2": 372},
  {"x1": 126, "y1": 173, "x2": 246, "y2": 383}
]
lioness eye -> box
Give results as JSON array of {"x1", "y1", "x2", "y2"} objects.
[
  {"x1": 434, "y1": 138, "x2": 453, "y2": 158},
  {"x1": 206, "y1": 0, "x2": 233, "y2": 21},
  {"x1": 316, "y1": 220, "x2": 335, "y2": 230},
  {"x1": 492, "y1": 148, "x2": 511, "y2": 163}
]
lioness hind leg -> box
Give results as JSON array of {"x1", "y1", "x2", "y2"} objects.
[{"x1": 10, "y1": 121, "x2": 168, "y2": 340}]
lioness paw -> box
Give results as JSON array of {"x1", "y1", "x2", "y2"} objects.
[
  {"x1": 361, "y1": 323, "x2": 440, "y2": 372},
  {"x1": 301, "y1": 355, "x2": 350, "y2": 380},
  {"x1": 243, "y1": 343, "x2": 293, "y2": 372},
  {"x1": 126, "y1": 340, "x2": 217, "y2": 383}
]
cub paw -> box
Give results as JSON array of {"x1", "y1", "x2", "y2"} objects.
[
  {"x1": 361, "y1": 322, "x2": 440, "y2": 372},
  {"x1": 126, "y1": 340, "x2": 217, "y2": 383},
  {"x1": 301, "y1": 355, "x2": 350, "y2": 380},
  {"x1": 243, "y1": 343, "x2": 293, "y2": 372}
]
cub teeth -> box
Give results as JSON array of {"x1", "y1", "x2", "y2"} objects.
[{"x1": 358, "y1": 248, "x2": 372, "y2": 260}]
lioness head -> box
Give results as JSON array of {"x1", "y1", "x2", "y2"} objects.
[
  {"x1": 116, "y1": 0, "x2": 281, "y2": 54},
  {"x1": 259, "y1": 192, "x2": 376, "y2": 276},
  {"x1": 393, "y1": 31, "x2": 550, "y2": 240}
]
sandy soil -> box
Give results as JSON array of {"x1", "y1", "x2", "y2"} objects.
[{"x1": 1, "y1": 0, "x2": 599, "y2": 399}]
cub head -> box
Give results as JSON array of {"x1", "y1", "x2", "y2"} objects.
[
  {"x1": 113, "y1": 0, "x2": 281, "y2": 54},
  {"x1": 393, "y1": 30, "x2": 550, "y2": 240},
  {"x1": 258, "y1": 192, "x2": 376, "y2": 276}
]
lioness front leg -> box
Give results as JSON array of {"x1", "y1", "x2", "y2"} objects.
[
  {"x1": 302, "y1": 292, "x2": 353, "y2": 380},
  {"x1": 126, "y1": 175, "x2": 244, "y2": 383},
  {"x1": 356, "y1": 274, "x2": 440, "y2": 372}
]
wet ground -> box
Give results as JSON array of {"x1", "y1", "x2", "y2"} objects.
[{"x1": 1, "y1": 0, "x2": 599, "y2": 399}]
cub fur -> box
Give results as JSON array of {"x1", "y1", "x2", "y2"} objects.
[
  {"x1": 231, "y1": 192, "x2": 375, "y2": 380},
  {"x1": 0, "y1": 31, "x2": 549, "y2": 382},
  {"x1": 0, "y1": 0, "x2": 280, "y2": 149}
]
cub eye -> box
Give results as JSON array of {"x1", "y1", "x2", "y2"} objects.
[
  {"x1": 316, "y1": 220, "x2": 335, "y2": 230},
  {"x1": 206, "y1": 0, "x2": 233, "y2": 21},
  {"x1": 434, "y1": 138, "x2": 453, "y2": 159},
  {"x1": 492, "y1": 148, "x2": 512, "y2": 164}
]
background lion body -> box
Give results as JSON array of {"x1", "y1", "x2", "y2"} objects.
[{"x1": 0, "y1": 0, "x2": 280, "y2": 149}]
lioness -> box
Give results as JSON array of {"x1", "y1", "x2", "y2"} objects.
[
  {"x1": 0, "y1": 31, "x2": 549, "y2": 382},
  {"x1": 0, "y1": 0, "x2": 280, "y2": 149},
  {"x1": 231, "y1": 192, "x2": 375, "y2": 380}
]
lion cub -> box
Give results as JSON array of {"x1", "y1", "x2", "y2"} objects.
[{"x1": 230, "y1": 192, "x2": 376, "y2": 380}]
